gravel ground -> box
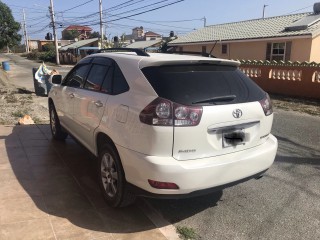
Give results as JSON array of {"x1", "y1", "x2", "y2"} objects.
[
  {"x1": 271, "y1": 94, "x2": 320, "y2": 117},
  {"x1": 0, "y1": 69, "x2": 319, "y2": 125},
  {"x1": 0, "y1": 70, "x2": 49, "y2": 125}
]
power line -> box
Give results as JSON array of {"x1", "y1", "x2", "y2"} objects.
[
  {"x1": 107, "y1": 0, "x2": 147, "y2": 12},
  {"x1": 106, "y1": 0, "x2": 185, "y2": 23},
  {"x1": 6, "y1": 4, "x2": 48, "y2": 13},
  {"x1": 145, "y1": 18, "x2": 203, "y2": 23},
  {"x1": 286, "y1": 5, "x2": 313, "y2": 14},
  {"x1": 107, "y1": 0, "x2": 170, "y2": 16},
  {"x1": 60, "y1": 0, "x2": 94, "y2": 13},
  {"x1": 56, "y1": 0, "x2": 173, "y2": 23},
  {"x1": 55, "y1": 0, "x2": 192, "y2": 34},
  {"x1": 105, "y1": 13, "x2": 195, "y2": 30},
  {"x1": 107, "y1": 0, "x2": 137, "y2": 11}
]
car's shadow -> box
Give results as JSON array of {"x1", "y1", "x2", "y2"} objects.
[{"x1": 2, "y1": 124, "x2": 222, "y2": 237}]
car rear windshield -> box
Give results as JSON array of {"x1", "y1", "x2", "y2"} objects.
[{"x1": 141, "y1": 64, "x2": 266, "y2": 106}]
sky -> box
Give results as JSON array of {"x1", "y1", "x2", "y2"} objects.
[{"x1": 2, "y1": 0, "x2": 318, "y2": 40}]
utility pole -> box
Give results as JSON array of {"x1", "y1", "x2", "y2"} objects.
[
  {"x1": 263, "y1": 4, "x2": 268, "y2": 19},
  {"x1": 22, "y1": 9, "x2": 29, "y2": 53},
  {"x1": 49, "y1": 0, "x2": 60, "y2": 65},
  {"x1": 99, "y1": 0, "x2": 104, "y2": 48},
  {"x1": 203, "y1": 16, "x2": 207, "y2": 27}
]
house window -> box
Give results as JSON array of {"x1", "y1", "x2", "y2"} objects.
[
  {"x1": 222, "y1": 44, "x2": 228, "y2": 54},
  {"x1": 271, "y1": 42, "x2": 286, "y2": 61},
  {"x1": 202, "y1": 46, "x2": 207, "y2": 54}
]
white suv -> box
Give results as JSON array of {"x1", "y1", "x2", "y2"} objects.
[{"x1": 48, "y1": 49, "x2": 278, "y2": 207}]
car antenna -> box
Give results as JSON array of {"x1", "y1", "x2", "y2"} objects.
[{"x1": 209, "y1": 39, "x2": 220, "y2": 57}]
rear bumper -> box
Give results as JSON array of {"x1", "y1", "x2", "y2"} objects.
[
  {"x1": 117, "y1": 134, "x2": 278, "y2": 195},
  {"x1": 127, "y1": 169, "x2": 268, "y2": 199}
]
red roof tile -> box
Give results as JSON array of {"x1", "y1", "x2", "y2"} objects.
[
  {"x1": 145, "y1": 31, "x2": 161, "y2": 36},
  {"x1": 64, "y1": 25, "x2": 92, "y2": 31}
]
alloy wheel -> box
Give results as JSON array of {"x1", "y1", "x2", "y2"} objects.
[
  {"x1": 50, "y1": 109, "x2": 56, "y2": 135},
  {"x1": 101, "y1": 153, "x2": 118, "y2": 197}
]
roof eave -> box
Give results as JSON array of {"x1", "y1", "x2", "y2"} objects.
[{"x1": 168, "y1": 34, "x2": 312, "y2": 46}]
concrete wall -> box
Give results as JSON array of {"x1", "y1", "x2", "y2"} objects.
[
  {"x1": 290, "y1": 38, "x2": 312, "y2": 62},
  {"x1": 310, "y1": 35, "x2": 320, "y2": 62},
  {"x1": 240, "y1": 63, "x2": 320, "y2": 99},
  {"x1": 175, "y1": 37, "x2": 315, "y2": 62}
]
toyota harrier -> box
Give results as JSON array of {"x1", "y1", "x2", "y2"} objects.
[{"x1": 48, "y1": 49, "x2": 278, "y2": 207}]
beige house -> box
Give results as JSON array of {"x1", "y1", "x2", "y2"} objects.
[
  {"x1": 144, "y1": 31, "x2": 162, "y2": 41},
  {"x1": 169, "y1": 4, "x2": 320, "y2": 63},
  {"x1": 62, "y1": 25, "x2": 93, "y2": 40},
  {"x1": 28, "y1": 40, "x2": 73, "y2": 51}
]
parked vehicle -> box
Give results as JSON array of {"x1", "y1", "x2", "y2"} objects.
[{"x1": 48, "y1": 48, "x2": 278, "y2": 207}]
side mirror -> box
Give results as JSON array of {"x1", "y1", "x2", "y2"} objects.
[{"x1": 51, "y1": 74, "x2": 63, "y2": 84}]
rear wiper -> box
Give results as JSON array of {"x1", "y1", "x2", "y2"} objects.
[{"x1": 192, "y1": 95, "x2": 236, "y2": 104}]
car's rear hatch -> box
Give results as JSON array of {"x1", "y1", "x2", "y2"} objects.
[{"x1": 141, "y1": 59, "x2": 273, "y2": 160}]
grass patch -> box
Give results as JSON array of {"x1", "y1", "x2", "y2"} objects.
[
  {"x1": 176, "y1": 226, "x2": 198, "y2": 240},
  {"x1": 11, "y1": 110, "x2": 28, "y2": 118},
  {"x1": 32, "y1": 116, "x2": 42, "y2": 124},
  {"x1": 6, "y1": 94, "x2": 18, "y2": 103}
]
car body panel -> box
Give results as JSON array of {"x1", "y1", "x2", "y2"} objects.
[
  {"x1": 117, "y1": 134, "x2": 277, "y2": 194},
  {"x1": 172, "y1": 102, "x2": 273, "y2": 160}
]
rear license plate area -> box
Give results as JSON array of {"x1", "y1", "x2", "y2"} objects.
[{"x1": 223, "y1": 129, "x2": 245, "y2": 147}]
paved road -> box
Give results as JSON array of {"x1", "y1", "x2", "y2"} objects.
[
  {"x1": 0, "y1": 53, "x2": 73, "y2": 109},
  {"x1": 0, "y1": 53, "x2": 72, "y2": 90},
  {"x1": 147, "y1": 109, "x2": 320, "y2": 240}
]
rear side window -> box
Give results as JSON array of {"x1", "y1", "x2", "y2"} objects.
[
  {"x1": 84, "y1": 64, "x2": 109, "y2": 91},
  {"x1": 142, "y1": 64, "x2": 265, "y2": 105},
  {"x1": 112, "y1": 64, "x2": 129, "y2": 95}
]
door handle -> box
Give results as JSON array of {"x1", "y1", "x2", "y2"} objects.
[
  {"x1": 94, "y1": 101, "x2": 103, "y2": 108},
  {"x1": 69, "y1": 93, "x2": 75, "y2": 98}
]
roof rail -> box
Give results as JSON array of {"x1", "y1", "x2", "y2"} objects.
[
  {"x1": 97, "y1": 48, "x2": 150, "y2": 56},
  {"x1": 165, "y1": 51, "x2": 216, "y2": 58}
]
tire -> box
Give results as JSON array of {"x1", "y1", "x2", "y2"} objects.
[
  {"x1": 98, "y1": 143, "x2": 136, "y2": 208},
  {"x1": 49, "y1": 103, "x2": 68, "y2": 141}
]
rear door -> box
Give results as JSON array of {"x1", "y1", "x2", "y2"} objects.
[{"x1": 142, "y1": 64, "x2": 273, "y2": 161}]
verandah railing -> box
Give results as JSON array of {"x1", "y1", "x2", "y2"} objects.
[{"x1": 239, "y1": 60, "x2": 320, "y2": 100}]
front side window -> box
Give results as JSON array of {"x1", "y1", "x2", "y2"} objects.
[{"x1": 63, "y1": 64, "x2": 91, "y2": 88}]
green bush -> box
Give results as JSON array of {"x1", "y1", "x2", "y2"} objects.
[
  {"x1": 26, "y1": 50, "x2": 40, "y2": 60},
  {"x1": 39, "y1": 50, "x2": 56, "y2": 62},
  {"x1": 26, "y1": 49, "x2": 56, "y2": 63},
  {"x1": 42, "y1": 43, "x2": 55, "y2": 52}
]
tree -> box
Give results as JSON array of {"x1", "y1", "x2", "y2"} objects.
[
  {"x1": 0, "y1": 2, "x2": 21, "y2": 50},
  {"x1": 90, "y1": 31, "x2": 106, "y2": 40},
  {"x1": 62, "y1": 30, "x2": 79, "y2": 40}
]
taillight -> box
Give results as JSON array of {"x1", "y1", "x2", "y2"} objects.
[
  {"x1": 139, "y1": 97, "x2": 203, "y2": 126},
  {"x1": 259, "y1": 93, "x2": 273, "y2": 116}
]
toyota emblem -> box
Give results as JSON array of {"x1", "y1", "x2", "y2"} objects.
[{"x1": 232, "y1": 109, "x2": 243, "y2": 118}]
